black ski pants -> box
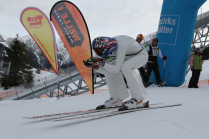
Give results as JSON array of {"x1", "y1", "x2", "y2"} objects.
[
  {"x1": 145, "y1": 62, "x2": 162, "y2": 84},
  {"x1": 188, "y1": 70, "x2": 201, "y2": 88},
  {"x1": 139, "y1": 67, "x2": 147, "y2": 86}
]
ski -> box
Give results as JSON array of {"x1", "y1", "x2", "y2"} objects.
[
  {"x1": 53, "y1": 103, "x2": 182, "y2": 122},
  {"x1": 23, "y1": 107, "x2": 119, "y2": 119},
  {"x1": 23, "y1": 103, "x2": 162, "y2": 119}
]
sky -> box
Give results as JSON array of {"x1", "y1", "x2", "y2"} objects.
[{"x1": 0, "y1": 0, "x2": 209, "y2": 40}]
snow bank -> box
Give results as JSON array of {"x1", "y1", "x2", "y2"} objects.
[{"x1": 0, "y1": 85, "x2": 209, "y2": 139}]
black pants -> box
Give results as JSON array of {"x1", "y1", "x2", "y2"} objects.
[
  {"x1": 139, "y1": 67, "x2": 147, "y2": 86},
  {"x1": 188, "y1": 70, "x2": 201, "y2": 88},
  {"x1": 145, "y1": 62, "x2": 162, "y2": 84}
]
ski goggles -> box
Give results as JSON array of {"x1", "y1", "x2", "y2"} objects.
[{"x1": 93, "y1": 48, "x2": 104, "y2": 56}]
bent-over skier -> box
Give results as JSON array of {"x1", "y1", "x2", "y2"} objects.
[{"x1": 84, "y1": 35, "x2": 148, "y2": 110}]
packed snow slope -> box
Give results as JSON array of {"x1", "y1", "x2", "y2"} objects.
[{"x1": 0, "y1": 61, "x2": 209, "y2": 139}]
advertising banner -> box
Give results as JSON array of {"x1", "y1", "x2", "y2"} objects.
[
  {"x1": 151, "y1": 0, "x2": 207, "y2": 86},
  {"x1": 20, "y1": 7, "x2": 58, "y2": 75},
  {"x1": 50, "y1": 1, "x2": 94, "y2": 94}
]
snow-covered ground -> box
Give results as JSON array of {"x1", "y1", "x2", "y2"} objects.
[
  {"x1": 0, "y1": 69, "x2": 56, "y2": 92},
  {"x1": 32, "y1": 68, "x2": 56, "y2": 82},
  {"x1": 0, "y1": 62, "x2": 209, "y2": 139}
]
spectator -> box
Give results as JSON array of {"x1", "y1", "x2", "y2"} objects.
[
  {"x1": 136, "y1": 34, "x2": 153, "y2": 87},
  {"x1": 188, "y1": 48, "x2": 204, "y2": 88},
  {"x1": 135, "y1": 34, "x2": 148, "y2": 87},
  {"x1": 136, "y1": 34, "x2": 143, "y2": 44},
  {"x1": 145, "y1": 38, "x2": 167, "y2": 87}
]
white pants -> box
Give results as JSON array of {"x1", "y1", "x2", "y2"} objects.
[{"x1": 97, "y1": 50, "x2": 148, "y2": 100}]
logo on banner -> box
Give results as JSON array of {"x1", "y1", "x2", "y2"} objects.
[
  {"x1": 157, "y1": 15, "x2": 180, "y2": 46},
  {"x1": 27, "y1": 15, "x2": 44, "y2": 28},
  {"x1": 52, "y1": 4, "x2": 84, "y2": 47}
]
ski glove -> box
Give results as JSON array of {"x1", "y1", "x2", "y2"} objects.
[
  {"x1": 83, "y1": 58, "x2": 105, "y2": 70},
  {"x1": 191, "y1": 66, "x2": 194, "y2": 72},
  {"x1": 163, "y1": 56, "x2": 167, "y2": 60}
]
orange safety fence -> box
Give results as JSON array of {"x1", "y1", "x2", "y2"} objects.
[
  {"x1": 40, "y1": 89, "x2": 108, "y2": 98},
  {"x1": 182, "y1": 79, "x2": 209, "y2": 88},
  {"x1": 0, "y1": 90, "x2": 21, "y2": 99}
]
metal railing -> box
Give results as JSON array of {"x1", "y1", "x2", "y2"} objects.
[
  {"x1": 140, "y1": 32, "x2": 157, "y2": 47},
  {"x1": 195, "y1": 11, "x2": 209, "y2": 30},
  {"x1": 0, "y1": 66, "x2": 79, "y2": 101}
]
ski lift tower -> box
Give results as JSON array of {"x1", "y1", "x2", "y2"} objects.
[
  {"x1": 0, "y1": 35, "x2": 11, "y2": 76},
  {"x1": 0, "y1": 60, "x2": 11, "y2": 75}
]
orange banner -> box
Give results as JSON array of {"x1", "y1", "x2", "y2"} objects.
[
  {"x1": 50, "y1": 1, "x2": 94, "y2": 94},
  {"x1": 20, "y1": 7, "x2": 58, "y2": 75}
]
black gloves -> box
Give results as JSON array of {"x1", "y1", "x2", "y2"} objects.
[
  {"x1": 191, "y1": 66, "x2": 194, "y2": 72},
  {"x1": 163, "y1": 56, "x2": 167, "y2": 60},
  {"x1": 83, "y1": 58, "x2": 105, "y2": 70}
]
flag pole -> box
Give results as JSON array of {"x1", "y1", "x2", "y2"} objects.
[
  {"x1": 55, "y1": 44, "x2": 60, "y2": 99},
  {"x1": 57, "y1": 62, "x2": 59, "y2": 98}
]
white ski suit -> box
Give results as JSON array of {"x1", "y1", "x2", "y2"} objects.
[{"x1": 97, "y1": 35, "x2": 148, "y2": 100}]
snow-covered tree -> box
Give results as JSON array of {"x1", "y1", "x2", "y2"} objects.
[{"x1": 0, "y1": 35, "x2": 34, "y2": 89}]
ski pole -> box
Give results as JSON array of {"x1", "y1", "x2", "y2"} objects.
[
  {"x1": 186, "y1": 67, "x2": 191, "y2": 76},
  {"x1": 162, "y1": 60, "x2": 166, "y2": 81}
]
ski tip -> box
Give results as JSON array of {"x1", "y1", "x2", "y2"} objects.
[
  {"x1": 23, "y1": 117, "x2": 37, "y2": 119},
  {"x1": 176, "y1": 103, "x2": 182, "y2": 105},
  {"x1": 171, "y1": 103, "x2": 182, "y2": 107},
  {"x1": 23, "y1": 117, "x2": 32, "y2": 119}
]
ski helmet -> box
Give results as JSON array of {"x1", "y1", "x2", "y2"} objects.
[
  {"x1": 136, "y1": 34, "x2": 143, "y2": 42},
  {"x1": 92, "y1": 37, "x2": 117, "y2": 57},
  {"x1": 152, "y1": 38, "x2": 159, "y2": 43},
  {"x1": 196, "y1": 48, "x2": 200, "y2": 51}
]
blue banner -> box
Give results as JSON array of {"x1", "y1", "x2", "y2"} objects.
[
  {"x1": 150, "y1": 0, "x2": 207, "y2": 87},
  {"x1": 158, "y1": 15, "x2": 180, "y2": 46}
]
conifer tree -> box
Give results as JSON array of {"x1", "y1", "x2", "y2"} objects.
[{"x1": 0, "y1": 35, "x2": 34, "y2": 89}]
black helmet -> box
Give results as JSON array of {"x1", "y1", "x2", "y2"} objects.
[
  {"x1": 152, "y1": 38, "x2": 158, "y2": 43},
  {"x1": 196, "y1": 48, "x2": 200, "y2": 51}
]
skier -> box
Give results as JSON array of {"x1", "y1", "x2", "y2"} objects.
[
  {"x1": 188, "y1": 48, "x2": 204, "y2": 88},
  {"x1": 144, "y1": 38, "x2": 167, "y2": 87},
  {"x1": 84, "y1": 35, "x2": 148, "y2": 110}
]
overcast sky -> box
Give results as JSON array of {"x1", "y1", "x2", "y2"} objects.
[{"x1": 0, "y1": 0, "x2": 209, "y2": 40}]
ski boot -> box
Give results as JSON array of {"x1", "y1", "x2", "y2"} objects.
[
  {"x1": 96, "y1": 97, "x2": 122, "y2": 109},
  {"x1": 145, "y1": 81, "x2": 154, "y2": 88},
  {"x1": 119, "y1": 98, "x2": 144, "y2": 111},
  {"x1": 157, "y1": 81, "x2": 166, "y2": 87},
  {"x1": 121, "y1": 100, "x2": 150, "y2": 109},
  {"x1": 143, "y1": 101, "x2": 150, "y2": 108},
  {"x1": 194, "y1": 85, "x2": 199, "y2": 88}
]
